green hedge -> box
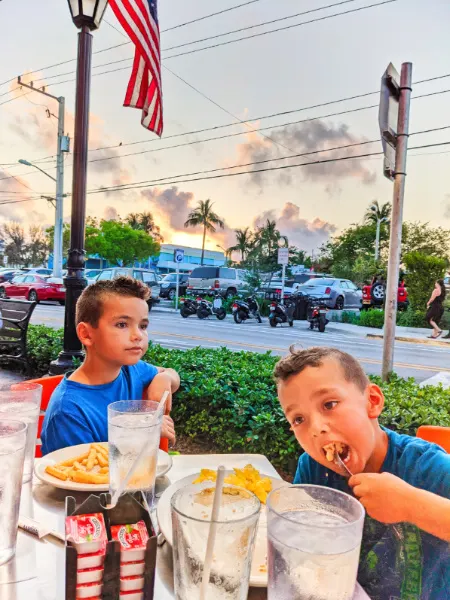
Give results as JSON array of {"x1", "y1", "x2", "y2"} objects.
[{"x1": 5, "y1": 326, "x2": 450, "y2": 473}]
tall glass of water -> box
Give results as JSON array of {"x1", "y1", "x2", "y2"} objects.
[
  {"x1": 0, "y1": 383, "x2": 42, "y2": 483},
  {"x1": 171, "y1": 482, "x2": 261, "y2": 600},
  {"x1": 108, "y1": 400, "x2": 162, "y2": 507},
  {"x1": 267, "y1": 485, "x2": 365, "y2": 600},
  {"x1": 0, "y1": 420, "x2": 27, "y2": 565}
]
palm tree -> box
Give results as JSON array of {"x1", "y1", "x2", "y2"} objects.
[
  {"x1": 254, "y1": 219, "x2": 288, "y2": 256},
  {"x1": 184, "y1": 199, "x2": 225, "y2": 265},
  {"x1": 229, "y1": 227, "x2": 253, "y2": 261},
  {"x1": 364, "y1": 201, "x2": 391, "y2": 225},
  {"x1": 126, "y1": 211, "x2": 163, "y2": 242}
]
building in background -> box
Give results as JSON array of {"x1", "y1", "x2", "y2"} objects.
[
  {"x1": 47, "y1": 244, "x2": 226, "y2": 273},
  {"x1": 155, "y1": 244, "x2": 225, "y2": 273}
]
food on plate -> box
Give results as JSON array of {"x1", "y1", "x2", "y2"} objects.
[
  {"x1": 323, "y1": 442, "x2": 346, "y2": 462},
  {"x1": 45, "y1": 443, "x2": 109, "y2": 484},
  {"x1": 193, "y1": 464, "x2": 273, "y2": 504},
  {"x1": 111, "y1": 521, "x2": 149, "y2": 563},
  {"x1": 66, "y1": 513, "x2": 108, "y2": 554}
]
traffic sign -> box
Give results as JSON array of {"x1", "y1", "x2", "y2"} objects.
[
  {"x1": 277, "y1": 247, "x2": 289, "y2": 265},
  {"x1": 379, "y1": 63, "x2": 400, "y2": 181},
  {"x1": 174, "y1": 248, "x2": 184, "y2": 263}
]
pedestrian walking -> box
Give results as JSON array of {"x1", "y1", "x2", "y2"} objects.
[{"x1": 426, "y1": 279, "x2": 446, "y2": 338}]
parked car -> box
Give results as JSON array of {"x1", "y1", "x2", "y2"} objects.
[
  {"x1": 0, "y1": 274, "x2": 65, "y2": 304},
  {"x1": 0, "y1": 269, "x2": 23, "y2": 284},
  {"x1": 187, "y1": 267, "x2": 248, "y2": 298},
  {"x1": 94, "y1": 267, "x2": 161, "y2": 310},
  {"x1": 159, "y1": 273, "x2": 189, "y2": 300},
  {"x1": 21, "y1": 267, "x2": 53, "y2": 276},
  {"x1": 362, "y1": 280, "x2": 409, "y2": 310},
  {"x1": 291, "y1": 273, "x2": 329, "y2": 286},
  {"x1": 295, "y1": 278, "x2": 362, "y2": 310},
  {"x1": 85, "y1": 269, "x2": 102, "y2": 285},
  {"x1": 443, "y1": 276, "x2": 450, "y2": 294},
  {"x1": 260, "y1": 278, "x2": 294, "y2": 299}
]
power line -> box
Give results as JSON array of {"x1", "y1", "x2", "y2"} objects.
[
  {"x1": 1, "y1": 0, "x2": 397, "y2": 102},
  {"x1": 164, "y1": 0, "x2": 399, "y2": 60},
  {"x1": 164, "y1": 0, "x2": 362, "y2": 52}
]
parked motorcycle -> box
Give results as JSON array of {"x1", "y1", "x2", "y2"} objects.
[
  {"x1": 232, "y1": 295, "x2": 262, "y2": 324},
  {"x1": 306, "y1": 296, "x2": 329, "y2": 333},
  {"x1": 180, "y1": 296, "x2": 200, "y2": 318},
  {"x1": 269, "y1": 298, "x2": 295, "y2": 327},
  {"x1": 197, "y1": 293, "x2": 227, "y2": 320}
]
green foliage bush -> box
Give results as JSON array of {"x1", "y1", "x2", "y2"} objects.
[
  {"x1": 396, "y1": 307, "x2": 428, "y2": 328},
  {"x1": 358, "y1": 309, "x2": 385, "y2": 328},
  {"x1": 5, "y1": 325, "x2": 450, "y2": 473},
  {"x1": 403, "y1": 252, "x2": 446, "y2": 310}
]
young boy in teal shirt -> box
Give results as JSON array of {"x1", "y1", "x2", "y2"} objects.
[
  {"x1": 41, "y1": 277, "x2": 180, "y2": 454},
  {"x1": 275, "y1": 346, "x2": 450, "y2": 600}
]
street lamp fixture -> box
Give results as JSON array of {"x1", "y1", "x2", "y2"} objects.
[
  {"x1": 18, "y1": 159, "x2": 56, "y2": 182},
  {"x1": 67, "y1": 0, "x2": 109, "y2": 30},
  {"x1": 50, "y1": 1, "x2": 107, "y2": 374}
]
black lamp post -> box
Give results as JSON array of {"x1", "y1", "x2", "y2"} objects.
[{"x1": 50, "y1": 0, "x2": 108, "y2": 374}]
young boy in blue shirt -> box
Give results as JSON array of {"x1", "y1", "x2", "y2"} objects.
[
  {"x1": 274, "y1": 346, "x2": 450, "y2": 600},
  {"x1": 41, "y1": 276, "x2": 180, "y2": 454}
]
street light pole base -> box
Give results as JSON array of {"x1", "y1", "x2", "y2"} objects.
[{"x1": 49, "y1": 350, "x2": 85, "y2": 375}]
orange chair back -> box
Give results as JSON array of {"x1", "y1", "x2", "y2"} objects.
[
  {"x1": 416, "y1": 425, "x2": 450, "y2": 453},
  {"x1": 27, "y1": 375, "x2": 169, "y2": 456}
]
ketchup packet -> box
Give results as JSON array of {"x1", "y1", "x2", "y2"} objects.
[
  {"x1": 66, "y1": 513, "x2": 107, "y2": 554},
  {"x1": 111, "y1": 521, "x2": 149, "y2": 563}
]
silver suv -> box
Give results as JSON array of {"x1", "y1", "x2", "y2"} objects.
[
  {"x1": 95, "y1": 268, "x2": 161, "y2": 310},
  {"x1": 187, "y1": 267, "x2": 248, "y2": 298}
]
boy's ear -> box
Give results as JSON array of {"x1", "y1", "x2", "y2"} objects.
[
  {"x1": 76, "y1": 322, "x2": 94, "y2": 347},
  {"x1": 367, "y1": 383, "x2": 385, "y2": 419}
]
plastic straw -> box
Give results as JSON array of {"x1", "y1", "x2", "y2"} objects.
[
  {"x1": 199, "y1": 465, "x2": 226, "y2": 600},
  {"x1": 110, "y1": 390, "x2": 169, "y2": 507}
]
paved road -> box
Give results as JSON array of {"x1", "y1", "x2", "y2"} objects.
[{"x1": 31, "y1": 303, "x2": 450, "y2": 381}]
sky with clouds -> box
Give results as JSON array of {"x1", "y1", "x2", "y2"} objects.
[{"x1": 1, "y1": 0, "x2": 450, "y2": 254}]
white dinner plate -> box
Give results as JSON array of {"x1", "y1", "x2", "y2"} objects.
[
  {"x1": 34, "y1": 442, "x2": 173, "y2": 492},
  {"x1": 156, "y1": 471, "x2": 289, "y2": 588}
]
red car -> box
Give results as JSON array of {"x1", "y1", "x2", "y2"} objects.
[
  {"x1": 0, "y1": 274, "x2": 65, "y2": 304},
  {"x1": 362, "y1": 280, "x2": 408, "y2": 310}
]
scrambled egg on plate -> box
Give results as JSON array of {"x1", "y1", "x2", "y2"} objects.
[{"x1": 193, "y1": 464, "x2": 272, "y2": 504}]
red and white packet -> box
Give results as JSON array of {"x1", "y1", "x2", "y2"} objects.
[
  {"x1": 75, "y1": 581, "x2": 103, "y2": 598},
  {"x1": 120, "y1": 591, "x2": 144, "y2": 600},
  {"x1": 110, "y1": 521, "x2": 149, "y2": 563},
  {"x1": 66, "y1": 513, "x2": 107, "y2": 554},
  {"x1": 120, "y1": 561, "x2": 145, "y2": 577}
]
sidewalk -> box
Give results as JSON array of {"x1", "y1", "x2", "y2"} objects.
[{"x1": 328, "y1": 321, "x2": 450, "y2": 347}]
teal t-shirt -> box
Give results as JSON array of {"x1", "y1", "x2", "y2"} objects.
[
  {"x1": 294, "y1": 428, "x2": 450, "y2": 600},
  {"x1": 41, "y1": 361, "x2": 158, "y2": 455}
]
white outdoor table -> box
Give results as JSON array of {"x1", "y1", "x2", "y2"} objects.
[{"x1": 0, "y1": 453, "x2": 370, "y2": 600}]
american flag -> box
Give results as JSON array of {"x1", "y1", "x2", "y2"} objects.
[{"x1": 109, "y1": 0, "x2": 163, "y2": 136}]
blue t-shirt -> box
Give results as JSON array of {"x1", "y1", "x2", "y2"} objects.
[
  {"x1": 294, "y1": 428, "x2": 450, "y2": 600},
  {"x1": 41, "y1": 361, "x2": 158, "y2": 455}
]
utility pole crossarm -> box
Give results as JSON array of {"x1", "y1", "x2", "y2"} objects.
[{"x1": 17, "y1": 76, "x2": 62, "y2": 103}]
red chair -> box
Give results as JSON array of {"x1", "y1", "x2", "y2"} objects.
[
  {"x1": 417, "y1": 425, "x2": 450, "y2": 453},
  {"x1": 28, "y1": 375, "x2": 169, "y2": 457}
]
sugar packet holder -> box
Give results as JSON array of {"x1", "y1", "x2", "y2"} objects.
[{"x1": 65, "y1": 492, "x2": 157, "y2": 600}]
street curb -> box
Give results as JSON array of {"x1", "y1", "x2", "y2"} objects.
[{"x1": 367, "y1": 334, "x2": 450, "y2": 347}]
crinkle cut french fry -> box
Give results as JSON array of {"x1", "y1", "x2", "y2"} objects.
[
  {"x1": 58, "y1": 451, "x2": 89, "y2": 467},
  {"x1": 70, "y1": 470, "x2": 108, "y2": 485},
  {"x1": 86, "y1": 448, "x2": 97, "y2": 471},
  {"x1": 92, "y1": 443, "x2": 108, "y2": 457},
  {"x1": 73, "y1": 461, "x2": 86, "y2": 471},
  {"x1": 45, "y1": 465, "x2": 69, "y2": 481}
]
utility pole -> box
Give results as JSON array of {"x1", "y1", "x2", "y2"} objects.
[
  {"x1": 17, "y1": 77, "x2": 69, "y2": 278},
  {"x1": 380, "y1": 63, "x2": 413, "y2": 380}
]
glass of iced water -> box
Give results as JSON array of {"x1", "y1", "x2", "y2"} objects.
[
  {"x1": 0, "y1": 382, "x2": 42, "y2": 483},
  {"x1": 108, "y1": 400, "x2": 162, "y2": 507},
  {"x1": 171, "y1": 481, "x2": 261, "y2": 600},
  {"x1": 267, "y1": 485, "x2": 365, "y2": 600},
  {"x1": 0, "y1": 419, "x2": 27, "y2": 565}
]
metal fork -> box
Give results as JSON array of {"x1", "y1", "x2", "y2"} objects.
[{"x1": 334, "y1": 454, "x2": 403, "y2": 541}]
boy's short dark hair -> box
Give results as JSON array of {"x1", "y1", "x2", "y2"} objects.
[
  {"x1": 76, "y1": 276, "x2": 150, "y2": 327},
  {"x1": 274, "y1": 346, "x2": 369, "y2": 392}
]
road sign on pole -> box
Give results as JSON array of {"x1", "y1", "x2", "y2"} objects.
[
  {"x1": 174, "y1": 248, "x2": 184, "y2": 264},
  {"x1": 379, "y1": 63, "x2": 400, "y2": 181},
  {"x1": 381, "y1": 62, "x2": 413, "y2": 381},
  {"x1": 277, "y1": 248, "x2": 289, "y2": 265},
  {"x1": 173, "y1": 249, "x2": 184, "y2": 312}
]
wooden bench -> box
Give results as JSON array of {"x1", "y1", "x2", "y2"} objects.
[{"x1": 0, "y1": 298, "x2": 36, "y2": 374}]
